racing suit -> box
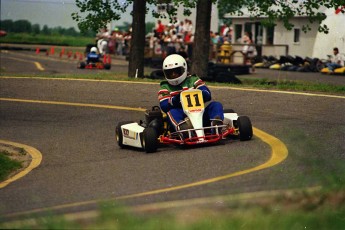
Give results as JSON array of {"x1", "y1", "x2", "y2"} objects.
[
  {"x1": 86, "y1": 52, "x2": 101, "y2": 64},
  {"x1": 158, "y1": 75, "x2": 224, "y2": 131}
]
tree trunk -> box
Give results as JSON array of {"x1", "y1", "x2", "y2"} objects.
[
  {"x1": 190, "y1": 0, "x2": 212, "y2": 80},
  {"x1": 128, "y1": 0, "x2": 146, "y2": 78}
]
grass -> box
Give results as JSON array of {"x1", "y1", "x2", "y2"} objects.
[
  {"x1": 0, "y1": 151, "x2": 22, "y2": 181},
  {"x1": 0, "y1": 33, "x2": 94, "y2": 47},
  {"x1": 237, "y1": 78, "x2": 345, "y2": 94},
  {"x1": 2, "y1": 188, "x2": 345, "y2": 229}
]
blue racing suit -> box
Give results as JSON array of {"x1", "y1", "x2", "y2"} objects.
[
  {"x1": 158, "y1": 75, "x2": 224, "y2": 130},
  {"x1": 86, "y1": 52, "x2": 101, "y2": 64}
]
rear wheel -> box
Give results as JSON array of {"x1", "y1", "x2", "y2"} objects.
[
  {"x1": 238, "y1": 116, "x2": 253, "y2": 141},
  {"x1": 104, "y1": 63, "x2": 111, "y2": 70},
  {"x1": 115, "y1": 121, "x2": 134, "y2": 148},
  {"x1": 142, "y1": 127, "x2": 158, "y2": 153}
]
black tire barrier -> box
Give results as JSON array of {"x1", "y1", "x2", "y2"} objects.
[
  {"x1": 149, "y1": 69, "x2": 165, "y2": 79},
  {"x1": 150, "y1": 57, "x2": 164, "y2": 69},
  {"x1": 214, "y1": 72, "x2": 242, "y2": 84}
]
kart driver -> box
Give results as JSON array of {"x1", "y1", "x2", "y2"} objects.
[
  {"x1": 86, "y1": 47, "x2": 101, "y2": 64},
  {"x1": 158, "y1": 54, "x2": 224, "y2": 131}
]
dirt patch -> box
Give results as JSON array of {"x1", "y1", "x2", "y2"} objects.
[{"x1": 0, "y1": 143, "x2": 32, "y2": 181}]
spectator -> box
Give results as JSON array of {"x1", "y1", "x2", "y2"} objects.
[
  {"x1": 96, "y1": 27, "x2": 110, "y2": 56},
  {"x1": 242, "y1": 32, "x2": 257, "y2": 72},
  {"x1": 155, "y1": 20, "x2": 165, "y2": 36},
  {"x1": 326, "y1": 47, "x2": 344, "y2": 73}
]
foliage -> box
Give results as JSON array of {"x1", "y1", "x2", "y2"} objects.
[
  {"x1": 0, "y1": 33, "x2": 94, "y2": 46},
  {"x1": 0, "y1": 19, "x2": 95, "y2": 37}
]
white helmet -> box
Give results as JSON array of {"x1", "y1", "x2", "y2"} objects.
[
  {"x1": 90, "y1": 47, "x2": 98, "y2": 53},
  {"x1": 162, "y1": 54, "x2": 187, "y2": 86}
]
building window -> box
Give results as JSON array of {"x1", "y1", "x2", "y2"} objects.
[
  {"x1": 266, "y1": 26, "x2": 274, "y2": 45},
  {"x1": 294, "y1": 28, "x2": 300, "y2": 43},
  {"x1": 234, "y1": 24, "x2": 242, "y2": 43}
]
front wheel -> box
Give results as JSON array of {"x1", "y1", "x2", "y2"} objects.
[
  {"x1": 142, "y1": 127, "x2": 158, "y2": 153},
  {"x1": 115, "y1": 121, "x2": 134, "y2": 148},
  {"x1": 238, "y1": 116, "x2": 253, "y2": 141},
  {"x1": 78, "y1": 61, "x2": 86, "y2": 69}
]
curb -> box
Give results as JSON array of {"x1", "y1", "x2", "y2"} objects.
[{"x1": 0, "y1": 140, "x2": 42, "y2": 189}]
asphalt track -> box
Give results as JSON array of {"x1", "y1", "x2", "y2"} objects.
[{"x1": 0, "y1": 49, "x2": 344, "y2": 220}]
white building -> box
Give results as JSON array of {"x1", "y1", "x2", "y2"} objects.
[{"x1": 224, "y1": 8, "x2": 345, "y2": 59}]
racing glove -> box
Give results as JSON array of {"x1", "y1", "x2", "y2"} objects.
[
  {"x1": 170, "y1": 94, "x2": 181, "y2": 108},
  {"x1": 201, "y1": 88, "x2": 211, "y2": 102}
]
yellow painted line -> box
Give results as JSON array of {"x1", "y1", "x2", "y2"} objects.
[
  {"x1": 117, "y1": 127, "x2": 288, "y2": 199},
  {"x1": 0, "y1": 97, "x2": 288, "y2": 217},
  {"x1": 2, "y1": 126, "x2": 288, "y2": 218},
  {"x1": 0, "y1": 76, "x2": 158, "y2": 85},
  {"x1": 0, "y1": 140, "x2": 42, "y2": 189},
  {"x1": 1, "y1": 76, "x2": 344, "y2": 99},
  {"x1": 0, "y1": 98, "x2": 147, "y2": 112},
  {"x1": 5, "y1": 57, "x2": 45, "y2": 71},
  {"x1": 34, "y1": 62, "x2": 44, "y2": 71}
]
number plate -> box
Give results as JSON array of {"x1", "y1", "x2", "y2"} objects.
[{"x1": 181, "y1": 90, "x2": 205, "y2": 113}]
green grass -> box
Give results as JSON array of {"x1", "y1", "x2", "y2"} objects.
[
  {"x1": 2, "y1": 189, "x2": 345, "y2": 229},
  {"x1": 237, "y1": 78, "x2": 345, "y2": 94},
  {"x1": 0, "y1": 33, "x2": 94, "y2": 47},
  {"x1": 0, "y1": 151, "x2": 22, "y2": 181}
]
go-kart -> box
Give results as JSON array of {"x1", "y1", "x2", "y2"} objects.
[
  {"x1": 77, "y1": 55, "x2": 111, "y2": 70},
  {"x1": 116, "y1": 89, "x2": 253, "y2": 153}
]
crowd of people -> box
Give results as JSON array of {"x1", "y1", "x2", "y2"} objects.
[
  {"x1": 93, "y1": 20, "x2": 343, "y2": 74},
  {"x1": 95, "y1": 27, "x2": 132, "y2": 56},
  {"x1": 148, "y1": 19, "x2": 237, "y2": 61},
  {"x1": 94, "y1": 19, "x2": 239, "y2": 62}
]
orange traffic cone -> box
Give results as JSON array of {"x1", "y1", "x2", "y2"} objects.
[
  {"x1": 59, "y1": 48, "x2": 65, "y2": 57},
  {"x1": 50, "y1": 46, "x2": 55, "y2": 55},
  {"x1": 36, "y1": 48, "x2": 40, "y2": 54}
]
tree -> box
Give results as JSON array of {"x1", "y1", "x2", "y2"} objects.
[
  {"x1": 0, "y1": 20, "x2": 14, "y2": 32},
  {"x1": 190, "y1": 0, "x2": 212, "y2": 79},
  {"x1": 13, "y1": 20, "x2": 32, "y2": 33},
  {"x1": 72, "y1": 0, "x2": 344, "y2": 79},
  {"x1": 42, "y1": 25, "x2": 50, "y2": 35},
  {"x1": 128, "y1": 0, "x2": 146, "y2": 78},
  {"x1": 32, "y1": 24, "x2": 41, "y2": 35}
]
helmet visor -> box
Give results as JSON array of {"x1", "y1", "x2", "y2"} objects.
[{"x1": 164, "y1": 67, "x2": 185, "y2": 80}]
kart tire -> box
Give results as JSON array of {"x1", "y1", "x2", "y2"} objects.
[
  {"x1": 104, "y1": 63, "x2": 111, "y2": 70},
  {"x1": 223, "y1": 109, "x2": 235, "y2": 113},
  {"x1": 142, "y1": 127, "x2": 158, "y2": 153},
  {"x1": 78, "y1": 62, "x2": 86, "y2": 69},
  {"x1": 238, "y1": 116, "x2": 253, "y2": 141},
  {"x1": 115, "y1": 121, "x2": 134, "y2": 148}
]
